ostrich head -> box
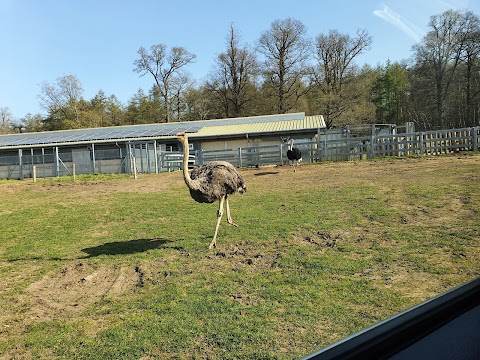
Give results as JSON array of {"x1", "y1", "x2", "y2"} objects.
[{"x1": 176, "y1": 132, "x2": 188, "y2": 144}]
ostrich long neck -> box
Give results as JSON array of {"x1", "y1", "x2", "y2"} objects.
[{"x1": 181, "y1": 137, "x2": 197, "y2": 190}]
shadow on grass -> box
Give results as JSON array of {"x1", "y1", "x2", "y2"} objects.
[
  {"x1": 3, "y1": 238, "x2": 175, "y2": 262},
  {"x1": 81, "y1": 238, "x2": 172, "y2": 258},
  {"x1": 254, "y1": 171, "x2": 279, "y2": 176}
]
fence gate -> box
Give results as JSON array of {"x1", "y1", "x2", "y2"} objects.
[
  {"x1": 128, "y1": 142, "x2": 158, "y2": 174},
  {"x1": 71, "y1": 147, "x2": 92, "y2": 175}
]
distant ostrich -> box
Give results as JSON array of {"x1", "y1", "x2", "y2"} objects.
[
  {"x1": 286, "y1": 139, "x2": 302, "y2": 172},
  {"x1": 176, "y1": 132, "x2": 247, "y2": 249}
]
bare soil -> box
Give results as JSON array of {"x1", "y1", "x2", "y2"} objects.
[{"x1": 24, "y1": 262, "x2": 143, "y2": 322}]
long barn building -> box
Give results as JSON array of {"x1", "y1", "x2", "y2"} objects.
[{"x1": 0, "y1": 113, "x2": 326, "y2": 179}]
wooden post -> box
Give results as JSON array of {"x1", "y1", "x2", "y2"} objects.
[
  {"x1": 473, "y1": 127, "x2": 478, "y2": 153},
  {"x1": 133, "y1": 157, "x2": 138, "y2": 179},
  {"x1": 420, "y1": 132, "x2": 424, "y2": 155},
  {"x1": 323, "y1": 137, "x2": 327, "y2": 162},
  {"x1": 33, "y1": 165, "x2": 37, "y2": 183},
  {"x1": 73, "y1": 163, "x2": 76, "y2": 182}
]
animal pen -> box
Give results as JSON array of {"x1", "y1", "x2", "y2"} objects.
[
  {"x1": 197, "y1": 126, "x2": 479, "y2": 165},
  {"x1": 0, "y1": 125, "x2": 478, "y2": 180}
]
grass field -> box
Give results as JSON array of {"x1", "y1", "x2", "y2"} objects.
[{"x1": 0, "y1": 154, "x2": 479, "y2": 359}]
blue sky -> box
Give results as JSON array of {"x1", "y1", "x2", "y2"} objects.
[{"x1": 0, "y1": 0, "x2": 478, "y2": 120}]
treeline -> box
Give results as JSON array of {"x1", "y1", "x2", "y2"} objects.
[{"x1": 1, "y1": 9, "x2": 479, "y2": 134}]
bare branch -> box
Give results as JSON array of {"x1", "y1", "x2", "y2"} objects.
[{"x1": 133, "y1": 44, "x2": 196, "y2": 122}]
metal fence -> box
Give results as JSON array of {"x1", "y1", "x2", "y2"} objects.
[{"x1": 1, "y1": 126, "x2": 478, "y2": 179}]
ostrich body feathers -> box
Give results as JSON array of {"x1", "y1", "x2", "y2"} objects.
[
  {"x1": 287, "y1": 147, "x2": 302, "y2": 161},
  {"x1": 188, "y1": 161, "x2": 246, "y2": 203}
]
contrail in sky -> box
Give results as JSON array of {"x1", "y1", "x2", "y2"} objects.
[{"x1": 373, "y1": 5, "x2": 424, "y2": 42}]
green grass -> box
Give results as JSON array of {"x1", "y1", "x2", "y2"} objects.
[{"x1": 0, "y1": 155, "x2": 479, "y2": 359}]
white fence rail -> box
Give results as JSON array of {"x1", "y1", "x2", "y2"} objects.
[{"x1": 193, "y1": 127, "x2": 480, "y2": 167}]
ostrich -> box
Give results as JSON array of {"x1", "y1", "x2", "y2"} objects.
[
  {"x1": 176, "y1": 132, "x2": 246, "y2": 249},
  {"x1": 286, "y1": 139, "x2": 302, "y2": 172}
]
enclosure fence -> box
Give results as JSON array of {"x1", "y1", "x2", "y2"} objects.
[
  {"x1": 190, "y1": 126, "x2": 480, "y2": 169},
  {"x1": 0, "y1": 126, "x2": 478, "y2": 179}
]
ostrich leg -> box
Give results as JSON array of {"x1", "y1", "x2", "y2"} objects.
[
  {"x1": 225, "y1": 195, "x2": 238, "y2": 227},
  {"x1": 210, "y1": 196, "x2": 225, "y2": 249}
]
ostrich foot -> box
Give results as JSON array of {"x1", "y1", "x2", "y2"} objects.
[
  {"x1": 209, "y1": 241, "x2": 216, "y2": 249},
  {"x1": 227, "y1": 219, "x2": 238, "y2": 227}
]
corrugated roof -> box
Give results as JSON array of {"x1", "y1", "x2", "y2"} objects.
[
  {"x1": 196, "y1": 112, "x2": 305, "y2": 126},
  {"x1": 0, "y1": 113, "x2": 325, "y2": 149},
  {"x1": 190, "y1": 115, "x2": 325, "y2": 138}
]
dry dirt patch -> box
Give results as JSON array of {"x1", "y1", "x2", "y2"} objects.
[
  {"x1": 23, "y1": 262, "x2": 143, "y2": 321},
  {"x1": 20, "y1": 172, "x2": 185, "y2": 197}
]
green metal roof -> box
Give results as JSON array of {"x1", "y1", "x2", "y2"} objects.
[{"x1": 190, "y1": 115, "x2": 325, "y2": 138}]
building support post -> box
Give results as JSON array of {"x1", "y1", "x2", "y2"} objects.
[
  {"x1": 91, "y1": 143, "x2": 96, "y2": 174},
  {"x1": 54, "y1": 147, "x2": 60, "y2": 176},
  {"x1": 154, "y1": 140, "x2": 159, "y2": 174},
  {"x1": 198, "y1": 149, "x2": 204, "y2": 166},
  {"x1": 126, "y1": 142, "x2": 131, "y2": 174},
  {"x1": 239, "y1": 147, "x2": 243, "y2": 168},
  {"x1": 42, "y1": 147, "x2": 45, "y2": 178},
  {"x1": 18, "y1": 149, "x2": 23, "y2": 180},
  {"x1": 279, "y1": 144, "x2": 283, "y2": 166},
  {"x1": 139, "y1": 145, "x2": 144, "y2": 173},
  {"x1": 30, "y1": 148, "x2": 34, "y2": 176}
]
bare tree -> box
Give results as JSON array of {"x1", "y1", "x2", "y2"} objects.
[
  {"x1": 38, "y1": 74, "x2": 84, "y2": 128},
  {"x1": 0, "y1": 107, "x2": 15, "y2": 134},
  {"x1": 171, "y1": 73, "x2": 195, "y2": 121},
  {"x1": 312, "y1": 29, "x2": 372, "y2": 128},
  {"x1": 461, "y1": 11, "x2": 480, "y2": 127},
  {"x1": 413, "y1": 10, "x2": 474, "y2": 128},
  {"x1": 207, "y1": 24, "x2": 259, "y2": 118},
  {"x1": 257, "y1": 18, "x2": 311, "y2": 114},
  {"x1": 134, "y1": 44, "x2": 196, "y2": 122}
]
